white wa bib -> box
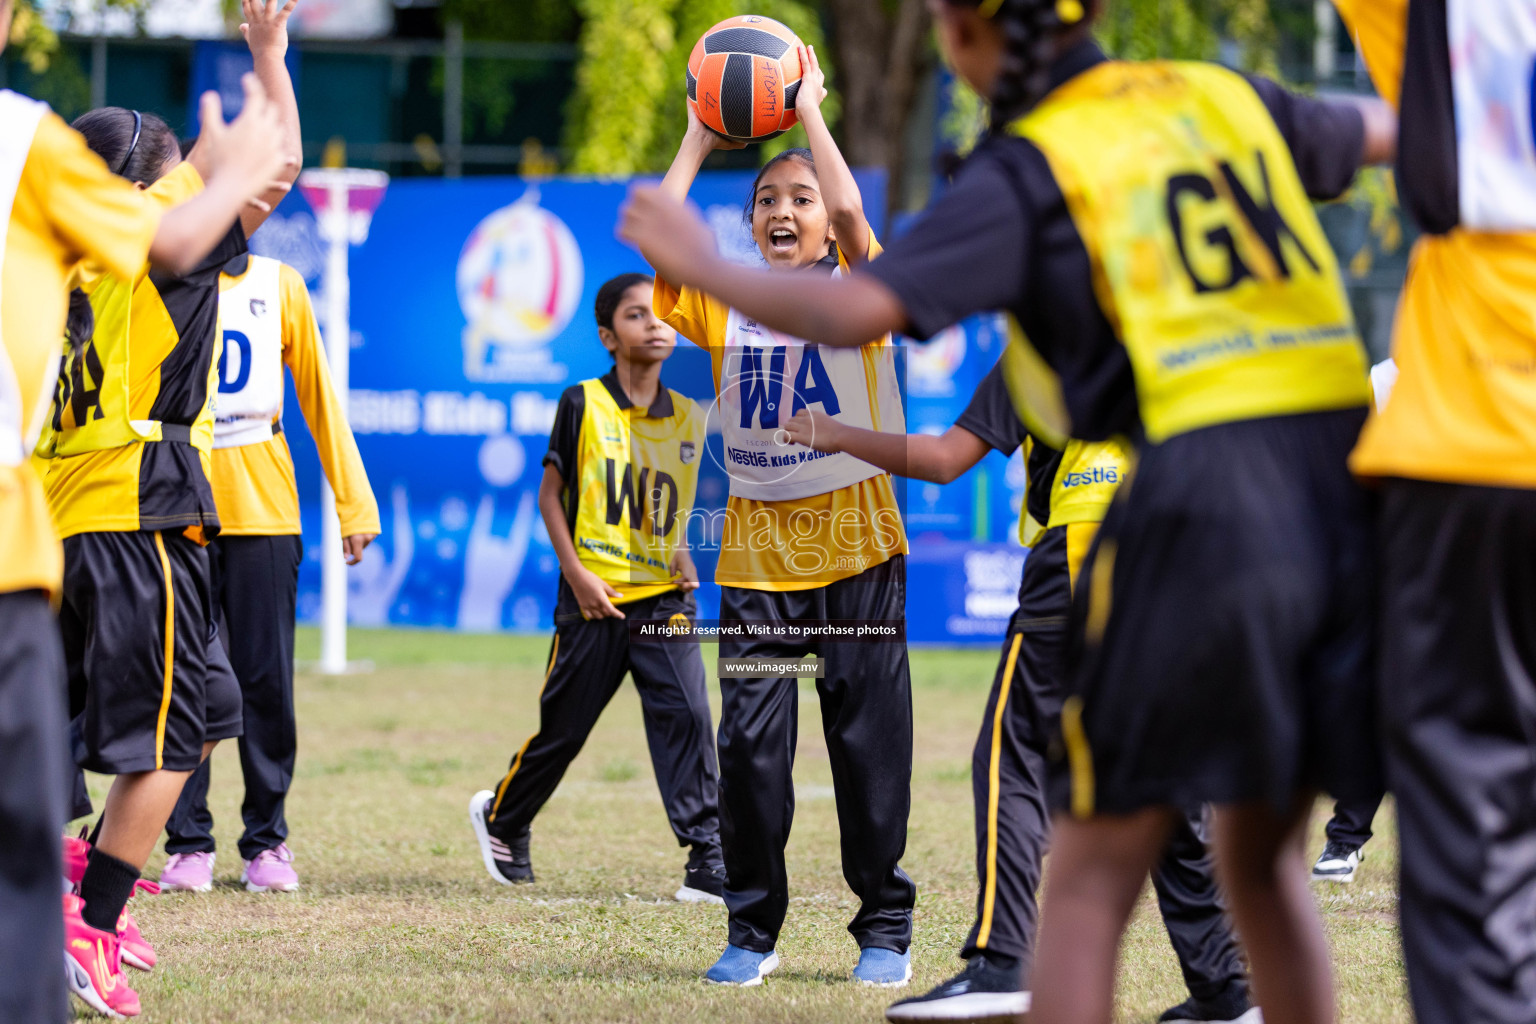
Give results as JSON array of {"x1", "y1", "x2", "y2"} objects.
[
  {"x1": 213, "y1": 254, "x2": 286, "y2": 449},
  {"x1": 0, "y1": 92, "x2": 49, "y2": 468},
  {"x1": 716, "y1": 302, "x2": 904, "y2": 502},
  {"x1": 1450, "y1": 0, "x2": 1536, "y2": 230}
]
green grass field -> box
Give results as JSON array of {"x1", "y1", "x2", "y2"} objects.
[{"x1": 84, "y1": 628, "x2": 1409, "y2": 1023}]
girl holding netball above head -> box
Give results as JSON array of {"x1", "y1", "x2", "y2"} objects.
[
  {"x1": 639, "y1": 42, "x2": 915, "y2": 989},
  {"x1": 622, "y1": 1, "x2": 1395, "y2": 1020}
]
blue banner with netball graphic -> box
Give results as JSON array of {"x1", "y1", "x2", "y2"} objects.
[{"x1": 254, "y1": 170, "x2": 1029, "y2": 645}]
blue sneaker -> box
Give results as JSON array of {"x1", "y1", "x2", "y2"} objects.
[
  {"x1": 704, "y1": 944, "x2": 779, "y2": 986},
  {"x1": 855, "y1": 947, "x2": 912, "y2": 988}
]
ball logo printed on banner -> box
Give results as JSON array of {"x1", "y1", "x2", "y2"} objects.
[{"x1": 458, "y1": 189, "x2": 584, "y2": 383}]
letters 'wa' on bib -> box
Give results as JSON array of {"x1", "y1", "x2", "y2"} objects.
[
  {"x1": 716, "y1": 303, "x2": 905, "y2": 502},
  {"x1": 1007, "y1": 61, "x2": 1368, "y2": 443}
]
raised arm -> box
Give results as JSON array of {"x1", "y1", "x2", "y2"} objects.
[
  {"x1": 658, "y1": 103, "x2": 743, "y2": 201},
  {"x1": 794, "y1": 45, "x2": 871, "y2": 267},
  {"x1": 783, "y1": 407, "x2": 990, "y2": 483},
  {"x1": 237, "y1": 0, "x2": 302, "y2": 236},
  {"x1": 151, "y1": 81, "x2": 289, "y2": 275}
]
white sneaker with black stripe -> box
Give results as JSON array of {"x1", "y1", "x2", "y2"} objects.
[
  {"x1": 468, "y1": 790, "x2": 534, "y2": 885},
  {"x1": 1310, "y1": 841, "x2": 1362, "y2": 884}
]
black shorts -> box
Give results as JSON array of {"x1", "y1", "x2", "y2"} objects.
[
  {"x1": 1053, "y1": 409, "x2": 1380, "y2": 815},
  {"x1": 61, "y1": 529, "x2": 240, "y2": 774}
]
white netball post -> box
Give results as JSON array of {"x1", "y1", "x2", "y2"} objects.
[{"x1": 297, "y1": 168, "x2": 388, "y2": 675}]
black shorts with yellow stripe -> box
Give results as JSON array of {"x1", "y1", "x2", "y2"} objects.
[
  {"x1": 61, "y1": 529, "x2": 242, "y2": 775},
  {"x1": 1051, "y1": 408, "x2": 1382, "y2": 817}
]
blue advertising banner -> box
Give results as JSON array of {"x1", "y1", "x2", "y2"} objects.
[{"x1": 253, "y1": 169, "x2": 1031, "y2": 646}]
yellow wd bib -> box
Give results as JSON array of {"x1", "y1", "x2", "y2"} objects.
[
  {"x1": 572, "y1": 378, "x2": 705, "y2": 598},
  {"x1": 1006, "y1": 61, "x2": 1368, "y2": 443}
]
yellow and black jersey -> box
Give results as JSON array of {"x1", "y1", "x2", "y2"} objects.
[
  {"x1": 0, "y1": 93, "x2": 161, "y2": 597},
  {"x1": 862, "y1": 40, "x2": 1372, "y2": 450},
  {"x1": 545, "y1": 369, "x2": 706, "y2": 606},
  {"x1": 34, "y1": 162, "x2": 245, "y2": 540},
  {"x1": 1334, "y1": 0, "x2": 1536, "y2": 487},
  {"x1": 956, "y1": 357, "x2": 1130, "y2": 584},
  {"x1": 211, "y1": 253, "x2": 379, "y2": 538},
  {"x1": 655, "y1": 232, "x2": 908, "y2": 591}
]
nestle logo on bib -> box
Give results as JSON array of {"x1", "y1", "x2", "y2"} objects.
[{"x1": 1061, "y1": 467, "x2": 1120, "y2": 488}]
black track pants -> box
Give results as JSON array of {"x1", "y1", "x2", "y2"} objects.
[
  {"x1": 166, "y1": 535, "x2": 301, "y2": 860},
  {"x1": 0, "y1": 590, "x2": 69, "y2": 1024},
  {"x1": 716, "y1": 555, "x2": 915, "y2": 954},
  {"x1": 484, "y1": 588, "x2": 720, "y2": 860},
  {"x1": 1380, "y1": 479, "x2": 1536, "y2": 1024}
]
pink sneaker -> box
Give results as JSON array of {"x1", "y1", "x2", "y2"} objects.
[
  {"x1": 63, "y1": 893, "x2": 141, "y2": 1018},
  {"x1": 242, "y1": 844, "x2": 299, "y2": 893},
  {"x1": 117, "y1": 882, "x2": 159, "y2": 972},
  {"x1": 63, "y1": 829, "x2": 90, "y2": 890},
  {"x1": 159, "y1": 851, "x2": 215, "y2": 893}
]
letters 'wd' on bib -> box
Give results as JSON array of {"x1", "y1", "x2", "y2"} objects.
[
  {"x1": 571, "y1": 377, "x2": 706, "y2": 597},
  {"x1": 214, "y1": 255, "x2": 285, "y2": 449},
  {"x1": 1007, "y1": 61, "x2": 1369, "y2": 444}
]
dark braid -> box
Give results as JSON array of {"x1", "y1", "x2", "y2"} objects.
[
  {"x1": 988, "y1": 0, "x2": 1069, "y2": 125},
  {"x1": 66, "y1": 289, "x2": 94, "y2": 355}
]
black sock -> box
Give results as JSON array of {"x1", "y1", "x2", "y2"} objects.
[{"x1": 78, "y1": 849, "x2": 139, "y2": 932}]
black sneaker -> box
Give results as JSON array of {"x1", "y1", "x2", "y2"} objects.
[
  {"x1": 677, "y1": 846, "x2": 725, "y2": 904},
  {"x1": 468, "y1": 790, "x2": 534, "y2": 885},
  {"x1": 884, "y1": 955, "x2": 1028, "y2": 1022},
  {"x1": 1158, "y1": 986, "x2": 1261, "y2": 1023},
  {"x1": 1311, "y1": 839, "x2": 1363, "y2": 883}
]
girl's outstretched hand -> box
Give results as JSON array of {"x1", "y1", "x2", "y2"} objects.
[
  {"x1": 241, "y1": 0, "x2": 298, "y2": 59},
  {"x1": 794, "y1": 45, "x2": 826, "y2": 119},
  {"x1": 619, "y1": 185, "x2": 717, "y2": 284}
]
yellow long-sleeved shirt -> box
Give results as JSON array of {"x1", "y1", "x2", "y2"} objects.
[{"x1": 211, "y1": 256, "x2": 379, "y2": 537}]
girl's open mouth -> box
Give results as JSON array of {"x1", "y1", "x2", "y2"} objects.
[{"x1": 768, "y1": 228, "x2": 797, "y2": 253}]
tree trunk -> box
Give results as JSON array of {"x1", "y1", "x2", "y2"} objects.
[{"x1": 825, "y1": 0, "x2": 933, "y2": 213}]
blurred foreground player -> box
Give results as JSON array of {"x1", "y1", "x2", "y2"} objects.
[
  {"x1": 0, "y1": 11, "x2": 287, "y2": 1022},
  {"x1": 468, "y1": 273, "x2": 723, "y2": 904},
  {"x1": 787, "y1": 365, "x2": 1259, "y2": 1024},
  {"x1": 1334, "y1": 4, "x2": 1536, "y2": 1022},
  {"x1": 159, "y1": 252, "x2": 377, "y2": 894}
]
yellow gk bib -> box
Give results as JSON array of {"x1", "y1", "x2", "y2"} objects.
[
  {"x1": 572, "y1": 378, "x2": 705, "y2": 599},
  {"x1": 1006, "y1": 61, "x2": 1368, "y2": 443}
]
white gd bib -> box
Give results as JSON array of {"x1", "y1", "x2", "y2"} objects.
[
  {"x1": 0, "y1": 92, "x2": 49, "y2": 468},
  {"x1": 716, "y1": 304, "x2": 905, "y2": 502},
  {"x1": 1450, "y1": 0, "x2": 1536, "y2": 230},
  {"x1": 213, "y1": 254, "x2": 286, "y2": 449}
]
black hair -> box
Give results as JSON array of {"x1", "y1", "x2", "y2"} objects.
[
  {"x1": 951, "y1": 0, "x2": 1093, "y2": 126},
  {"x1": 741, "y1": 148, "x2": 840, "y2": 269},
  {"x1": 72, "y1": 107, "x2": 179, "y2": 186},
  {"x1": 65, "y1": 288, "x2": 93, "y2": 355},
  {"x1": 594, "y1": 272, "x2": 654, "y2": 332}
]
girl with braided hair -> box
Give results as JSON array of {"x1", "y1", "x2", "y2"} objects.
[{"x1": 621, "y1": 1, "x2": 1397, "y2": 1021}]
